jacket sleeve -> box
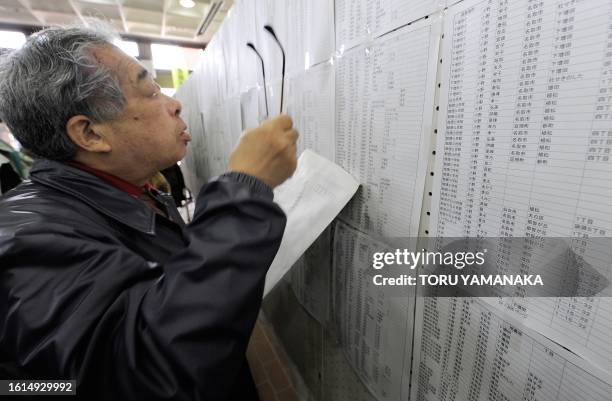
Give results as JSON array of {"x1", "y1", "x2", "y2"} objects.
[{"x1": 0, "y1": 173, "x2": 286, "y2": 401}]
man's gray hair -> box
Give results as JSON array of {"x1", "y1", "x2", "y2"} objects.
[{"x1": 0, "y1": 24, "x2": 126, "y2": 161}]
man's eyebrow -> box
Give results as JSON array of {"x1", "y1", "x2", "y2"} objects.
[{"x1": 136, "y1": 68, "x2": 149, "y2": 82}]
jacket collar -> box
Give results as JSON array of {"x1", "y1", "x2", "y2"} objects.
[
  {"x1": 68, "y1": 160, "x2": 146, "y2": 197},
  {"x1": 29, "y1": 159, "x2": 157, "y2": 235}
]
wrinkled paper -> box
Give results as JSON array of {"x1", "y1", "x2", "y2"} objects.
[{"x1": 264, "y1": 150, "x2": 359, "y2": 296}]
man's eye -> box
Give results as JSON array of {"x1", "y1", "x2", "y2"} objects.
[{"x1": 149, "y1": 83, "x2": 161, "y2": 97}]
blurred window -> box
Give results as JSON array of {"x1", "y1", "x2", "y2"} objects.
[{"x1": 0, "y1": 31, "x2": 26, "y2": 49}]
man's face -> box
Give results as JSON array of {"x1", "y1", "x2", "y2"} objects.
[{"x1": 94, "y1": 45, "x2": 191, "y2": 173}]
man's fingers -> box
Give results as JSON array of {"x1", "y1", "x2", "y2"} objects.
[
  {"x1": 273, "y1": 114, "x2": 293, "y2": 130},
  {"x1": 288, "y1": 143, "x2": 298, "y2": 170},
  {"x1": 287, "y1": 129, "x2": 299, "y2": 144}
]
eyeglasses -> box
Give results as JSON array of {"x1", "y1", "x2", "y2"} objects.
[{"x1": 246, "y1": 24, "x2": 286, "y2": 118}]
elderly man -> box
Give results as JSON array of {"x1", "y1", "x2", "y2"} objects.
[{"x1": 0, "y1": 25, "x2": 297, "y2": 400}]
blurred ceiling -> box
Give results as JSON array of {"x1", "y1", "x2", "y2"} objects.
[{"x1": 0, "y1": 0, "x2": 233, "y2": 46}]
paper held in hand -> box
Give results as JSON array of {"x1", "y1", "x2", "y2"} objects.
[{"x1": 263, "y1": 150, "x2": 359, "y2": 296}]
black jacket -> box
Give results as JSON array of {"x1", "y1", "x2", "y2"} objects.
[{"x1": 0, "y1": 159, "x2": 286, "y2": 400}]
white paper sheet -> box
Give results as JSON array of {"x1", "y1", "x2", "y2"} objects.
[
  {"x1": 286, "y1": 61, "x2": 335, "y2": 162},
  {"x1": 333, "y1": 221, "x2": 415, "y2": 401},
  {"x1": 263, "y1": 150, "x2": 359, "y2": 296},
  {"x1": 290, "y1": 226, "x2": 331, "y2": 325},
  {"x1": 429, "y1": 0, "x2": 612, "y2": 373},
  {"x1": 304, "y1": 0, "x2": 335, "y2": 69},
  {"x1": 335, "y1": 0, "x2": 443, "y2": 52},
  {"x1": 239, "y1": 87, "x2": 262, "y2": 131},
  {"x1": 410, "y1": 297, "x2": 612, "y2": 401},
  {"x1": 335, "y1": 17, "x2": 440, "y2": 237}
]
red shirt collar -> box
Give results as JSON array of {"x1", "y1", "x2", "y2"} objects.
[{"x1": 68, "y1": 161, "x2": 151, "y2": 198}]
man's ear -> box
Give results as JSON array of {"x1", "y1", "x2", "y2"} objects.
[{"x1": 66, "y1": 115, "x2": 112, "y2": 153}]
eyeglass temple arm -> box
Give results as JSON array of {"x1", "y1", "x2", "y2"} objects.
[
  {"x1": 263, "y1": 25, "x2": 286, "y2": 115},
  {"x1": 246, "y1": 42, "x2": 270, "y2": 118}
]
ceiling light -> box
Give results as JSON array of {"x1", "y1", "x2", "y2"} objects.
[
  {"x1": 196, "y1": 1, "x2": 223, "y2": 36},
  {"x1": 180, "y1": 0, "x2": 196, "y2": 8}
]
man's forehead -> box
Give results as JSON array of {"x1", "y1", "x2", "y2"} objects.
[{"x1": 93, "y1": 45, "x2": 146, "y2": 86}]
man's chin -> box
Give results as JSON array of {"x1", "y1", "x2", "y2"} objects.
[
  {"x1": 172, "y1": 147, "x2": 188, "y2": 167},
  {"x1": 178, "y1": 145, "x2": 188, "y2": 161},
  {"x1": 159, "y1": 157, "x2": 183, "y2": 171}
]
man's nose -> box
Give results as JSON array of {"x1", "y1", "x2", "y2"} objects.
[{"x1": 169, "y1": 97, "x2": 182, "y2": 117}]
